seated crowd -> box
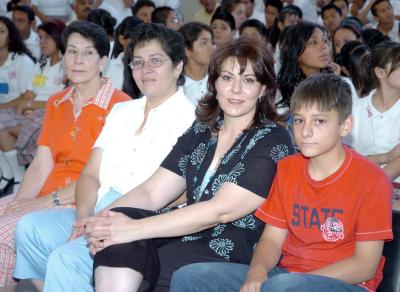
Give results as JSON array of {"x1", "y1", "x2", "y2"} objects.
[{"x1": 0, "y1": 0, "x2": 398, "y2": 291}]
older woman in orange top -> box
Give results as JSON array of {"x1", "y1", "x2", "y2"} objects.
[{"x1": 0, "y1": 21, "x2": 130, "y2": 290}]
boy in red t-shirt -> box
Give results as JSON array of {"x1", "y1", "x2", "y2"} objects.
[{"x1": 170, "y1": 73, "x2": 393, "y2": 292}]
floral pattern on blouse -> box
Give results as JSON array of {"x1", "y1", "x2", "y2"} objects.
[{"x1": 161, "y1": 119, "x2": 294, "y2": 263}]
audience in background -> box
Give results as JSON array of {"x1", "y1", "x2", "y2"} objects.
[
  {"x1": 0, "y1": 16, "x2": 36, "y2": 195},
  {"x1": 0, "y1": 20, "x2": 66, "y2": 197}
]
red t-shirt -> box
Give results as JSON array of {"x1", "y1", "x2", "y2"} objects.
[{"x1": 255, "y1": 146, "x2": 393, "y2": 291}]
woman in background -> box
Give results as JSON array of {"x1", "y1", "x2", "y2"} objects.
[{"x1": 0, "y1": 20, "x2": 66, "y2": 195}]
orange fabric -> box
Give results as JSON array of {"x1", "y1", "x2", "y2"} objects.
[
  {"x1": 255, "y1": 146, "x2": 393, "y2": 291},
  {"x1": 36, "y1": 87, "x2": 130, "y2": 197}
]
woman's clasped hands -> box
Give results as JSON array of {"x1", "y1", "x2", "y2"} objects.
[{"x1": 81, "y1": 209, "x2": 139, "y2": 255}]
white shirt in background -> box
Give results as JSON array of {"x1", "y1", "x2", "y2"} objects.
[
  {"x1": 27, "y1": 59, "x2": 65, "y2": 101},
  {"x1": 104, "y1": 52, "x2": 124, "y2": 90},
  {"x1": 152, "y1": 0, "x2": 181, "y2": 10},
  {"x1": 94, "y1": 88, "x2": 195, "y2": 205},
  {"x1": 373, "y1": 20, "x2": 400, "y2": 43},
  {"x1": 350, "y1": 89, "x2": 400, "y2": 182},
  {"x1": 183, "y1": 74, "x2": 208, "y2": 106},
  {"x1": 24, "y1": 30, "x2": 40, "y2": 60},
  {"x1": 0, "y1": 53, "x2": 35, "y2": 103},
  {"x1": 30, "y1": 0, "x2": 73, "y2": 20},
  {"x1": 100, "y1": 0, "x2": 132, "y2": 24}
]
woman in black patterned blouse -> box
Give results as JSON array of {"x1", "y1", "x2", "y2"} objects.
[{"x1": 83, "y1": 37, "x2": 294, "y2": 292}]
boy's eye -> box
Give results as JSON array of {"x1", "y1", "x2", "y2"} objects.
[
  {"x1": 293, "y1": 118, "x2": 303, "y2": 125},
  {"x1": 315, "y1": 119, "x2": 326, "y2": 124}
]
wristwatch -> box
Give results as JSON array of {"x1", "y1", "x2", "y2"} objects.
[{"x1": 52, "y1": 191, "x2": 61, "y2": 206}]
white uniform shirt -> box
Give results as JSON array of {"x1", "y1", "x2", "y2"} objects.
[
  {"x1": 31, "y1": 0, "x2": 73, "y2": 19},
  {"x1": 183, "y1": 74, "x2": 208, "y2": 106},
  {"x1": 24, "y1": 30, "x2": 40, "y2": 59},
  {"x1": 94, "y1": 88, "x2": 195, "y2": 205},
  {"x1": 104, "y1": 52, "x2": 124, "y2": 90},
  {"x1": 350, "y1": 89, "x2": 400, "y2": 181},
  {"x1": 99, "y1": 0, "x2": 132, "y2": 24},
  {"x1": 26, "y1": 59, "x2": 65, "y2": 101},
  {"x1": 0, "y1": 53, "x2": 35, "y2": 103}
]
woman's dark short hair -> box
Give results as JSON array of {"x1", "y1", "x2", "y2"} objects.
[
  {"x1": 0, "y1": 16, "x2": 35, "y2": 61},
  {"x1": 197, "y1": 38, "x2": 281, "y2": 132},
  {"x1": 62, "y1": 20, "x2": 110, "y2": 58},
  {"x1": 179, "y1": 21, "x2": 213, "y2": 50},
  {"x1": 277, "y1": 22, "x2": 328, "y2": 108},
  {"x1": 86, "y1": 9, "x2": 117, "y2": 37},
  {"x1": 370, "y1": 40, "x2": 400, "y2": 88},
  {"x1": 124, "y1": 23, "x2": 186, "y2": 92},
  {"x1": 291, "y1": 73, "x2": 352, "y2": 123},
  {"x1": 132, "y1": 0, "x2": 156, "y2": 15},
  {"x1": 38, "y1": 20, "x2": 66, "y2": 53},
  {"x1": 211, "y1": 10, "x2": 235, "y2": 31},
  {"x1": 239, "y1": 19, "x2": 268, "y2": 40}
]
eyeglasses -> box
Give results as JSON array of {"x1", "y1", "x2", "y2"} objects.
[{"x1": 129, "y1": 57, "x2": 170, "y2": 70}]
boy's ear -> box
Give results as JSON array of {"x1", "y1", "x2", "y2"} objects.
[{"x1": 340, "y1": 114, "x2": 353, "y2": 137}]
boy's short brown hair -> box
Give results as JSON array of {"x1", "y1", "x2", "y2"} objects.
[{"x1": 290, "y1": 73, "x2": 352, "y2": 123}]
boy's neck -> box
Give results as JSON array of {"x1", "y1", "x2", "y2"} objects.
[{"x1": 308, "y1": 143, "x2": 347, "y2": 181}]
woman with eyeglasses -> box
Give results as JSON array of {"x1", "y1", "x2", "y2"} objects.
[
  {"x1": 81, "y1": 37, "x2": 293, "y2": 291},
  {"x1": 13, "y1": 23, "x2": 195, "y2": 292},
  {"x1": 0, "y1": 20, "x2": 130, "y2": 292}
]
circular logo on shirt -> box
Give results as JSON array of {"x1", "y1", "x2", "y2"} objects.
[{"x1": 320, "y1": 217, "x2": 344, "y2": 242}]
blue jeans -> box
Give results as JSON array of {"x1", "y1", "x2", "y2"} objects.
[
  {"x1": 13, "y1": 188, "x2": 122, "y2": 292},
  {"x1": 170, "y1": 262, "x2": 366, "y2": 292}
]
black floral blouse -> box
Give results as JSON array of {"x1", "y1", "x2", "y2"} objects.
[{"x1": 160, "y1": 119, "x2": 294, "y2": 263}]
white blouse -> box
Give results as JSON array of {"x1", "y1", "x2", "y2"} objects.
[{"x1": 94, "y1": 88, "x2": 195, "y2": 204}]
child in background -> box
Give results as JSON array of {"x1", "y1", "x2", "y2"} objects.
[{"x1": 350, "y1": 41, "x2": 400, "y2": 183}]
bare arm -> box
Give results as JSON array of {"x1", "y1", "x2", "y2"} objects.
[
  {"x1": 85, "y1": 173, "x2": 266, "y2": 253},
  {"x1": 241, "y1": 225, "x2": 288, "y2": 292},
  {"x1": 357, "y1": 0, "x2": 376, "y2": 24},
  {"x1": 106, "y1": 167, "x2": 187, "y2": 211},
  {"x1": 14, "y1": 145, "x2": 54, "y2": 201},
  {"x1": 75, "y1": 148, "x2": 102, "y2": 220},
  {"x1": 31, "y1": 5, "x2": 49, "y2": 22},
  {"x1": 309, "y1": 241, "x2": 384, "y2": 284},
  {"x1": 383, "y1": 156, "x2": 400, "y2": 181},
  {"x1": 0, "y1": 95, "x2": 26, "y2": 110}
]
